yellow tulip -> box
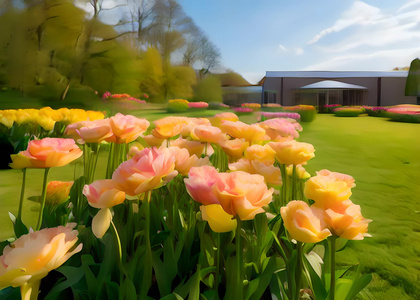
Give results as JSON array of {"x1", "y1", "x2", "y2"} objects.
[
  {"x1": 281, "y1": 200, "x2": 331, "y2": 243},
  {"x1": 200, "y1": 204, "x2": 237, "y2": 232},
  {"x1": 268, "y1": 140, "x2": 315, "y2": 165}
]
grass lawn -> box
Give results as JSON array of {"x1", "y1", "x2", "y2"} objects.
[{"x1": 0, "y1": 111, "x2": 418, "y2": 299}]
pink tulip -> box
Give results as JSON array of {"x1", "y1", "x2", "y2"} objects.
[
  {"x1": 184, "y1": 166, "x2": 225, "y2": 205},
  {"x1": 109, "y1": 113, "x2": 150, "y2": 143},
  {"x1": 112, "y1": 147, "x2": 178, "y2": 196},
  {"x1": 83, "y1": 179, "x2": 126, "y2": 209}
]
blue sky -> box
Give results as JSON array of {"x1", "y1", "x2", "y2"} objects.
[
  {"x1": 179, "y1": 0, "x2": 420, "y2": 83},
  {"x1": 80, "y1": 0, "x2": 420, "y2": 84}
]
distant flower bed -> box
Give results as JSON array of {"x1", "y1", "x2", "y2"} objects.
[
  {"x1": 262, "y1": 103, "x2": 282, "y2": 112},
  {"x1": 333, "y1": 106, "x2": 365, "y2": 117},
  {"x1": 283, "y1": 105, "x2": 317, "y2": 122},
  {"x1": 188, "y1": 102, "x2": 209, "y2": 109},
  {"x1": 233, "y1": 107, "x2": 253, "y2": 115},
  {"x1": 386, "y1": 105, "x2": 420, "y2": 123},
  {"x1": 363, "y1": 106, "x2": 389, "y2": 117},
  {"x1": 322, "y1": 104, "x2": 341, "y2": 113},
  {"x1": 102, "y1": 91, "x2": 147, "y2": 104},
  {"x1": 241, "y1": 103, "x2": 261, "y2": 111},
  {"x1": 259, "y1": 112, "x2": 301, "y2": 121}
]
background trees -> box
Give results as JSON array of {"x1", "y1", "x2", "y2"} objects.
[{"x1": 0, "y1": 0, "x2": 226, "y2": 105}]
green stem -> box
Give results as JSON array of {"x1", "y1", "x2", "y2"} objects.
[
  {"x1": 36, "y1": 168, "x2": 50, "y2": 231},
  {"x1": 291, "y1": 165, "x2": 297, "y2": 201},
  {"x1": 235, "y1": 217, "x2": 243, "y2": 300},
  {"x1": 295, "y1": 241, "x2": 303, "y2": 300},
  {"x1": 140, "y1": 191, "x2": 153, "y2": 298},
  {"x1": 17, "y1": 168, "x2": 27, "y2": 220},
  {"x1": 278, "y1": 163, "x2": 286, "y2": 208},
  {"x1": 330, "y1": 236, "x2": 337, "y2": 300},
  {"x1": 215, "y1": 232, "x2": 221, "y2": 298}
]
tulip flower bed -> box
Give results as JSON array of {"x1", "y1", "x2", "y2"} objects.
[
  {"x1": 332, "y1": 106, "x2": 365, "y2": 117},
  {"x1": 386, "y1": 105, "x2": 420, "y2": 123},
  {"x1": 0, "y1": 110, "x2": 377, "y2": 300}
]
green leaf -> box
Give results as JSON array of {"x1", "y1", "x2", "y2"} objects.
[
  {"x1": 247, "y1": 256, "x2": 277, "y2": 300},
  {"x1": 303, "y1": 254, "x2": 327, "y2": 300},
  {"x1": 13, "y1": 216, "x2": 29, "y2": 238},
  {"x1": 121, "y1": 277, "x2": 138, "y2": 300},
  {"x1": 345, "y1": 274, "x2": 372, "y2": 300},
  {"x1": 44, "y1": 266, "x2": 85, "y2": 299}
]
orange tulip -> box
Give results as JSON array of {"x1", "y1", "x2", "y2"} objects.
[
  {"x1": 220, "y1": 120, "x2": 267, "y2": 143},
  {"x1": 46, "y1": 181, "x2": 73, "y2": 205},
  {"x1": 229, "y1": 159, "x2": 282, "y2": 187},
  {"x1": 244, "y1": 144, "x2": 276, "y2": 165},
  {"x1": 170, "y1": 137, "x2": 206, "y2": 157},
  {"x1": 152, "y1": 116, "x2": 189, "y2": 139},
  {"x1": 218, "y1": 138, "x2": 249, "y2": 160},
  {"x1": 190, "y1": 125, "x2": 228, "y2": 143},
  {"x1": 324, "y1": 202, "x2": 371, "y2": 240},
  {"x1": 281, "y1": 200, "x2": 331, "y2": 243},
  {"x1": 10, "y1": 138, "x2": 83, "y2": 169}
]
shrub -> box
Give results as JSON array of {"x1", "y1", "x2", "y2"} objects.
[
  {"x1": 283, "y1": 105, "x2": 317, "y2": 122},
  {"x1": 262, "y1": 103, "x2": 282, "y2": 112},
  {"x1": 259, "y1": 112, "x2": 301, "y2": 121},
  {"x1": 322, "y1": 104, "x2": 341, "y2": 114},
  {"x1": 241, "y1": 103, "x2": 261, "y2": 111},
  {"x1": 333, "y1": 106, "x2": 364, "y2": 117},
  {"x1": 208, "y1": 102, "x2": 230, "y2": 110},
  {"x1": 167, "y1": 99, "x2": 189, "y2": 113},
  {"x1": 188, "y1": 101, "x2": 209, "y2": 110},
  {"x1": 364, "y1": 106, "x2": 389, "y2": 117}
]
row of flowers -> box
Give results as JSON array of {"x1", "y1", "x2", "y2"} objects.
[{"x1": 0, "y1": 112, "x2": 371, "y2": 299}]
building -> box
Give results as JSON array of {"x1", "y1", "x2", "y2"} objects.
[{"x1": 262, "y1": 71, "x2": 416, "y2": 107}]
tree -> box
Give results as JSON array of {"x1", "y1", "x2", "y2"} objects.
[{"x1": 405, "y1": 58, "x2": 420, "y2": 105}]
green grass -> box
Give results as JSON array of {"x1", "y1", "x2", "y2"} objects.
[
  {"x1": 0, "y1": 112, "x2": 419, "y2": 299},
  {"x1": 299, "y1": 114, "x2": 420, "y2": 300}
]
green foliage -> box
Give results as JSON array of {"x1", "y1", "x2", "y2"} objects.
[
  {"x1": 193, "y1": 75, "x2": 223, "y2": 103},
  {"x1": 405, "y1": 58, "x2": 420, "y2": 102},
  {"x1": 215, "y1": 71, "x2": 250, "y2": 86}
]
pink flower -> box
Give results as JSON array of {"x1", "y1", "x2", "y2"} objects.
[
  {"x1": 69, "y1": 119, "x2": 113, "y2": 144},
  {"x1": 167, "y1": 147, "x2": 209, "y2": 176},
  {"x1": 112, "y1": 147, "x2": 178, "y2": 196},
  {"x1": 108, "y1": 113, "x2": 150, "y2": 144},
  {"x1": 190, "y1": 125, "x2": 228, "y2": 143},
  {"x1": 83, "y1": 180, "x2": 126, "y2": 209},
  {"x1": 184, "y1": 166, "x2": 225, "y2": 205},
  {"x1": 218, "y1": 138, "x2": 249, "y2": 160},
  {"x1": 217, "y1": 171, "x2": 273, "y2": 220},
  {"x1": 258, "y1": 118, "x2": 302, "y2": 141},
  {"x1": 10, "y1": 138, "x2": 83, "y2": 169}
]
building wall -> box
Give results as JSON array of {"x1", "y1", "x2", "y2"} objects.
[{"x1": 263, "y1": 75, "x2": 416, "y2": 106}]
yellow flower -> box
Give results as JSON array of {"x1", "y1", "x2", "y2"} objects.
[
  {"x1": 244, "y1": 144, "x2": 276, "y2": 165},
  {"x1": 208, "y1": 112, "x2": 239, "y2": 128},
  {"x1": 152, "y1": 116, "x2": 189, "y2": 139},
  {"x1": 0, "y1": 224, "x2": 82, "y2": 298},
  {"x1": 268, "y1": 140, "x2": 315, "y2": 165},
  {"x1": 281, "y1": 200, "x2": 331, "y2": 243},
  {"x1": 220, "y1": 120, "x2": 267, "y2": 143},
  {"x1": 218, "y1": 138, "x2": 249, "y2": 160},
  {"x1": 200, "y1": 204, "x2": 237, "y2": 232},
  {"x1": 304, "y1": 170, "x2": 353, "y2": 210},
  {"x1": 170, "y1": 137, "x2": 206, "y2": 157}
]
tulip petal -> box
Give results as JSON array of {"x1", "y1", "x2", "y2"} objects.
[
  {"x1": 92, "y1": 208, "x2": 112, "y2": 238},
  {"x1": 200, "y1": 204, "x2": 237, "y2": 233}
]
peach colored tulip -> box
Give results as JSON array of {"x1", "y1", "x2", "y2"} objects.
[
  {"x1": 286, "y1": 164, "x2": 311, "y2": 179},
  {"x1": 65, "y1": 121, "x2": 90, "y2": 141},
  {"x1": 218, "y1": 138, "x2": 249, "y2": 160},
  {"x1": 127, "y1": 143, "x2": 145, "y2": 159},
  {"x1": 184, "y1": 166, "x2": 225, "y2": 205},
  {"x1": 46, "y1": 181, "x2": 73, "y2": 205},
  {"x1": 268, "y1": 140, "x2": 315, "y2": 165},
  {"x1": 200, "y1": 204, "x2": 237, "y2": 232},
  {"x1": 217, "y1": 171, "x2": 273, "y2": 220},
  {"x1": 209, "y1": 112, "x2": 239, "y2": 128},
  {"x1": 152, "y1": 116, "x2": 189, "y2": 139},
  {"x1": 167, "y1": 147, "x2": 210, "y2": 176},
  {"x1": 220, "y1": 120, "x2": 267, "y2": 143},
  {"x1": 324, "y1": 202, "x2": 371, "y2": 240},
  {"x1": 170, "y1": 137, "x2": 206, "y2": 157},
  {"x1": 109, "y1": 113, "x2": 150, "y2": 144},
  {"x1": 83, "y1": 179, "x2": 126, "y2": 209},
  {"x1": 73, "y1": 119, "x2": 113, "y2": 144},
  {"x1": 258, "y1": 118, "x2": 302, "y2": 141},
  {"x1": 10, "y1": 138, "x2": 83, "y2": 169},
  {"x1": 0, "y1": 223, "x2": 82, "y2": 296},
  {"x1": 180, "y1": 118, "x2": 211, "y2": 137},
  {"x1": 304, "y1": 171, "x2": 353, "y2": 210},
  {"x1": 112, "y1": 147, "x2": 178, "y2": 196},
  {"x1": 281, "y1": 200, "x2": 331, "y2": 243},
  {"x1": 244, "y1": 144, "x2": 276, "y2": 165},
  {"x1": 229, "y1": 159, "x2": 282, "y2": 187},
  {"x1": 143, "y1": 134, "x2": 166, "y2": 147},
  {"x1": 190, "y1": 125, "x2": 228, "y2": 143},
  {"x1": 317, "y1": 169, "x2": 356, "y2": 188}
]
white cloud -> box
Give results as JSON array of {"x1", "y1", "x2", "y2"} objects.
[
  {"x1": 278, "y1": 44, "x2": 304, "y2": 55},
  {"x1": 308, "y1": 1, "x2": 384, "y2": 44},
  {"x1": 303, "y1": 46, "x2": 420, "y2": 71}
]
